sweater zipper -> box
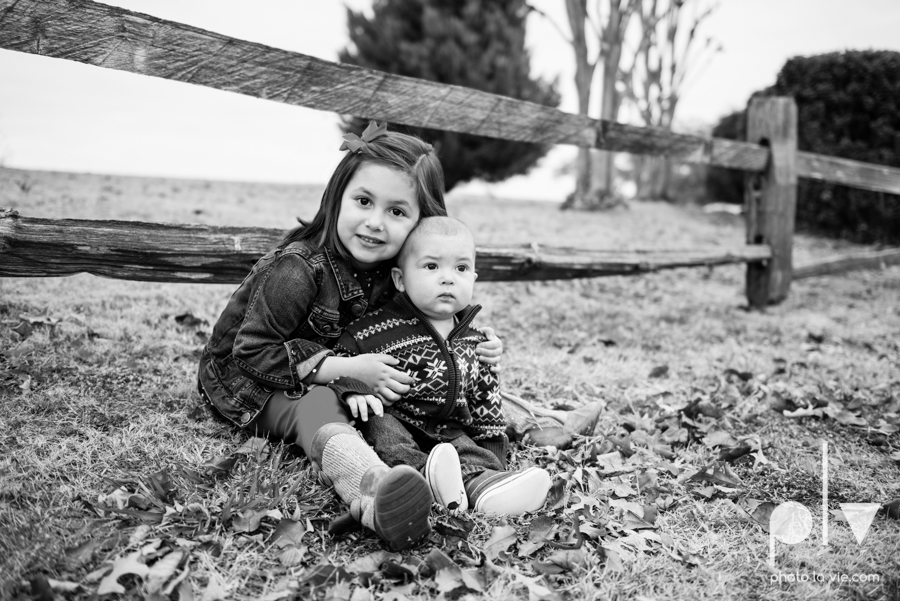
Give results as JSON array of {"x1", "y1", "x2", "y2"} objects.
[{"x1": 397, "y1": 294, "x2": 481, "y2": 421}]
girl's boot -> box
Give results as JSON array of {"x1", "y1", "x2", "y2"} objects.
[{"x1": 309, "y1": 423, "x2": 432, "y2": 550}]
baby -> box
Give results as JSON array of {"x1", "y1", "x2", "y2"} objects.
[{"x1": 328, "y1": 216, "x2": 551, "y2": 515}]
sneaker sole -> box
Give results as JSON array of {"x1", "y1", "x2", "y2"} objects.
[
  {"x1": 474, "y1": 468, "x2": 551, "y2": 515},
  {"x1": 373, "y1": 465, "x2": 433, "y2": 550},
  {"x1": 425, "y1": 444, "x2": 468, "y2": 511}
]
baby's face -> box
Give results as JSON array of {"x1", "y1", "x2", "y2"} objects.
[{"x1": 393, "y1": 233, "x2": 477, "y2": 321}]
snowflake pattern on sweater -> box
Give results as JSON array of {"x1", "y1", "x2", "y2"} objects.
[{"x1": 331, "y1": 294, "x2": 505, "y2": 441}]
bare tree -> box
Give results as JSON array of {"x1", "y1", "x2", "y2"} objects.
[
  {"x1": 622, "y1": 0, "x2": 720, "y2": 200},
  {"x1": 530, "y1": 0, "x2": 639, "y2": 210},
  {"x1": 590, "y1": 0, "x2": 640, "y2": 209}
]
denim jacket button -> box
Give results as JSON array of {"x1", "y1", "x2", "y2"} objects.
[
  {"x1": 351, "y1": 304, "x2": 364, "y2": 316},
  {"x1": 240, "y1": 412, "x2": 252, "y2": 425}
]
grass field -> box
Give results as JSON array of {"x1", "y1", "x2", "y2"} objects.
[{"x1": 1, "y1": 166, "x2": 899, "y2": 601}]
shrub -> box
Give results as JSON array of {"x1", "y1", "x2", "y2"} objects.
[{"x1": 707, "y1": 50, "x2": 900, "y2": 244}]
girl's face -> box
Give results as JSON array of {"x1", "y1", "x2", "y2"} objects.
[{"x1": 337, "y1": 164, "x2": 421, "y2": 270}]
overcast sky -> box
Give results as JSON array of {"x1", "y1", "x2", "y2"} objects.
[{"x1": 1, "y1": 0, "x2": 899, "y2": 200}]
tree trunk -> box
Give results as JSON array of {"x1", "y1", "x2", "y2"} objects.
[
  {"x1": 591, "y1": 57, "x2": 620, "y2": 202},
  {"x1": 562, "y1": 0, "x2": 596, "y2": 210}
]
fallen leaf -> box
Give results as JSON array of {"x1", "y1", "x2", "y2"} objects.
[
  {"x1": 423, "y1": 548, "x2": 456, "y2": 573},
  {"x1": 30, "y1": 576, "x2": 53, "y2": 601},
  {"x1": 348, "y1": 550, "x2": 401, "y2": 575},
  {"x1": 545, "y1": 479, "x2": 568, "y2": 511},
  {"x1": 97, "y1": 551, "x2": 150, "y2": 595},
  {"x1": 20, "y1": 310, "x2": 63, "y2": 325},
  {"x1": 12, "y1": 321, "x2": 33, "y2": 339},
  {"x1": 235, "y1": 437, "x2": 269, "y2": 458},
  {"x1": 433, "y1": 514, "x2": 474, "y2": 540},
  {"x1": 270, "y1": 519, "x2": 307, "y2": 548},
  {"x1": 514, "y1": 573, "x2": 562, "y2": 601},
  {"x1": 146, "y1": 550, "x2": 184, "y2": 593},
  {"x1": 686, "y1": 462, "x2": 742, "y2": 487},
  {"x1": 379, "y1": 560, "x2": 416, "y2": 582},
  {"x1": 47, "y1": 578, "x2": 82, "y2": 593},
  {"x1": 648, "y1": 365, "x2": 669, "y2": 379},
  {"x1": 200, "y1": 573, "x2": 227, "y2": 601},
  {"x1": 704, "y1": 429, "x2": 738, "y2": 448},
  {"x1": 278, "y1": 545, "x2": 308, "y2": 567},
  {"x1": 204, "y1": 455, "x2": 237, "y2": 478},
  {"x1": 381, "y1": 582, "x2": 415, "y2": 601},
  {"x1": 483, "y1": 524, "x2": 518, "y2": 560},
  {"x1": 232, "y1": 508, "x2": 268, "y2": 533},
  {"x1": 823, "y1": 403, "x2": 867, "y2": 427},
  {"x1": 434, "y1": 566, "x2": 465, "y2": 593},
  {"x1": 65, "y1": 537, "x2": 103, "y2": 569},
  {"x1": 324, "y1": 581, "x2": 352, "y2": 601},
  {"x1": 460, "y1": 568, "x2": 486, "y2": 592},
  {"x1": 523, "y1": 427, "x2": 573, "y2": 450},
  {"x1": 175, "y1": 313, "x2": 207, "y2": 328},
  {"x1": 783, "y1": 406, "x2": 824, "y2": 418},
  {"x1": 531, "y1": 548, "x2": 589, "y2": 575},
  {"x1": 349, "y1": 588, "x2": 373, "y2": 601},
  {"x1": 740, "y1": 499, "x2": 776, "y2": 531},
  {"x1": 518, "y1": 515, "x2": 555, "y2": 557},
  {"x1": 302, "y1": 564, "x2": 351, "y2": 588}
]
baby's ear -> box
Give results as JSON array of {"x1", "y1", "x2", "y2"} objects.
[
  {"x1": 473, "y1": 270, "x2": 478, "y2": 281},
  {"x1": 391, "y1": 266, "x2": 405, "y2": 291}
]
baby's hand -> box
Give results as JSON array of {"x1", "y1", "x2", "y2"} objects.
[
  {"x1": 475, "y1": 326, "x2": 503, "y2": 372},
  {"x1": 346, "y1": 393, "x2": 384, "y2": 422},
  {"x1": 347, "y1": 354, "x2": 416, "y2": 402}
]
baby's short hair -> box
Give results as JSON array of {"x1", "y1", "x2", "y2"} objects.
[{"x1": 398, "y1": 216, "x2": 474, "y2": 267}]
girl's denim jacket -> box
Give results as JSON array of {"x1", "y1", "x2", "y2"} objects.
[{"x1": 197, "y1": 239, "x2": 394, "y2": 428}]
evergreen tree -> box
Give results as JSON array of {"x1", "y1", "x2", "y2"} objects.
[{"x1": 339, "y1": 0, "x2": 560, "y2": 191}]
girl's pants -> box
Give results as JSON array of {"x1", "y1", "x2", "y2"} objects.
[{"x1": 247, "y1": 387, "x2": 352, "y2": 457}]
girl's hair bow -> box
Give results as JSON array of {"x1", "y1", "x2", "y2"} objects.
[{"x1": 339, "y1": 121, "x2": 389, "y2": 153}]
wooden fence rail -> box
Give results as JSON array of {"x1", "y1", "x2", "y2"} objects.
[
  {"x1": 3, "y1": 0, "x2": 900, "y2": 195},
  {"x1": 0, "y1": 209, "x2": 772, "y2": 283},
  {"x1": 1, "y1": 0, "x2": 898, "y2": 303}
]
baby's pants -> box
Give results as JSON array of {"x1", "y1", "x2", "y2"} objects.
[{"x1": 358, "y1": 413, "x2": 502, "y2": 481}]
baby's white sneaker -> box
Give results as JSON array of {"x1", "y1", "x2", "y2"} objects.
[{"x1": 425, "y1": 443, "x2": 468, "y2": 511}]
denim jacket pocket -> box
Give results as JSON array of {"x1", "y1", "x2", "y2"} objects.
[{"x1": 308, "y1": 305, "x2": 342, "y2": 339}]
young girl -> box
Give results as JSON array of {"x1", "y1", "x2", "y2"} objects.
[{"x1": 198, "y1": 122, "x2": 503, "y2": 550}]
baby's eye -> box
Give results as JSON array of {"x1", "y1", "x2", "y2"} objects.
[
  {"x1": 456, "y1": 264, "x2": 469, "y2": 272},
  {"x1": 424, "y1": 263, "x2": 438, "y2": 270},
  {"x1": 389, "y1": 207, "x2": 407, "y2": 217}
]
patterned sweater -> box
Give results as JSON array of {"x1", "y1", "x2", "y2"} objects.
[{"x1": 328, "y1": 293, "x2": 507, "y2": 450}]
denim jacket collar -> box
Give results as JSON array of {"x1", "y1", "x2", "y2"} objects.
[{"x1": 324, "y1": 245, "x2": 365, "y2": 301}]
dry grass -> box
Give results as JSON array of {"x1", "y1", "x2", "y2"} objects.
[{"x1": 1, "y1": 166, "x2": 899, "y2": 600}]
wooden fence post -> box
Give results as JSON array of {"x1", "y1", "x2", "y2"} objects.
[{"x1": 745, "y1": 97, "x2": 798, "y2": 308}]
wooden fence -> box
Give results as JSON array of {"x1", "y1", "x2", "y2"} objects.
[{"x1": 1, "y1": 0, "x2": 899, "y2": 306}]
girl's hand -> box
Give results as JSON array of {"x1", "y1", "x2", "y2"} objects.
[
  {"x1": 475, "y1": 326, "x2": 503, "y2": 372},
  {"x1": 347, "y1": 354, "x2": 416, "y2": 402},
  {"x1": 346, "y1": 394, "x2": 383, "y2": 422}
]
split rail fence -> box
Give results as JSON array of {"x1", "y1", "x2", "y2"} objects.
[{"x1": 1, "y1": 0, "x2": 899, "y2": 308}]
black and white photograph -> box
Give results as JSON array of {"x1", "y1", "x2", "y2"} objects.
[{"x1": 1, "y1": 1, "x2": 899, "y2": 599}]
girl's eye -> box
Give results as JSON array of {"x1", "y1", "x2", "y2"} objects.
[
  {"x1": 357, "y1": 197, "x2": 371, "y2": 206},
  {"x1": 424, "y1": 263, "x2": 438, "y2": 270},
  {"x1": 389, "y1": 207, "x2": 407, "y2": 217}
]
